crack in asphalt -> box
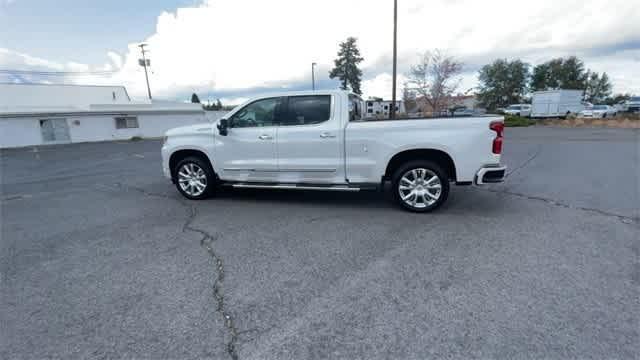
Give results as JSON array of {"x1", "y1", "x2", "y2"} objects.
[
  {"x1": 505, "y1": 145, "x2": 542, "y2": 178},
  {"x1": 484, "y1": 187, "x2": 637, "y2": 224},
  {"x1": 184, "y1": 205, "x2": 240, "y2": 360},
  {"x1": 109, "y1": 183, "x2": 240, "y2": 360},
  {"x1": 494, "y1": 146, "x2": 636, "y2": 224}
]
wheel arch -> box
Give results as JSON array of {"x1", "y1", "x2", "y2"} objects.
[
  {"x1": 169, "y1": 148, "x2": 215, "y2": 180},
  {"x1": 383, "y1": 148, "x2": 457, "y2": 182}
]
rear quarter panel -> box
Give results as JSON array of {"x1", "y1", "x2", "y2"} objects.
[{"x1": 345, "y1": 116, "x2": 503, "y2": 183}]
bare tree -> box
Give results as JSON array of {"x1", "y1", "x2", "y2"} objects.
[{"x1": 405, "y1": 50, "x2": 463, "y2": 114}]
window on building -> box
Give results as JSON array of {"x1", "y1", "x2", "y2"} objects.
[
  {"x1": 115, "y1": 116, "x2": 139, "y2": 129},
  {"x1": 281, "y1": 95, "x2": 331, "y2": 125},
  {"x1": 367, "y1": 101, "x2": 373, "y2": 107},
  {"x1": 367, "y1": 108, "x2": 373, "y2": 113}
]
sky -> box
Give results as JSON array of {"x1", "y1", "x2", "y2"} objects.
[{"x1": 1, "y1": 0, "x2": 639, "y2": 104}]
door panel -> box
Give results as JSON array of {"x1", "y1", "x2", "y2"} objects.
[
  {"x1": 52, "y1": 119, "x2": 70, "y2": 141},
  {"x1": 217, "y1": 127, "x2": 277, "y2": 182},
  {"x1": 40, "y1": 118, "x2": 70, "y2": 143},
  {"x1": 40, "y1": 119, "x2": 55, "y2": 142},
  {"x1": 276, "y1": 95, "x2": 344, "y2": 183},
  {"x1": 215, "y1": 97, "x2": 282, "y2": 182}
]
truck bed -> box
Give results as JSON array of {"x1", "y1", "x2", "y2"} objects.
[{"x1": 344, "y1": 115, "x2": 503, "y2": 183}]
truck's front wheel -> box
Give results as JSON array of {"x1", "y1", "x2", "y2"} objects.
[
  {"x1": 391, "y1": 160, "x2": 450, "y2": 212},
  {"x1": 174, "y1": 156, "x2": 216, "y2": 200}
]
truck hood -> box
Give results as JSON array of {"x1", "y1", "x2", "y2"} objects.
[{"x1": 165, "y1": 123, "x2": 214, "y2": 137}]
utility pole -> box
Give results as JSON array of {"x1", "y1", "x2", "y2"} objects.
[
  {"x1": 311, "y1": 62, "x2": 317, "y2": 90},
  {"x1": 390, "y1": 0, "x2": 398, "y2": 119},
  {"x1": 138, "y1": 43, "x2": 152, "y2": 100}
]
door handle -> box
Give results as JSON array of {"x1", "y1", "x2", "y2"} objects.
[
  {"x1": 258, "y1": 134, "x2": 273, "y2": 140},
  {"x1": 320, "y1": 132, "x2": 336, "y2": 138}
]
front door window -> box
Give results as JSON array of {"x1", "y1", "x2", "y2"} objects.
[{"x1": 229, "y1": 97, "x2": 281, "y2": 128}]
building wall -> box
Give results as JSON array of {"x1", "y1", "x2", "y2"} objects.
[
  {"x1": 364, "y1": 100, "x2": 405, "y2": 118},
  {"x1": 0, "y1": 111, "x2": 228, "y2": 148},
  {"x1": 0, "y1": 117, "x2": 43, "y2": 148}
]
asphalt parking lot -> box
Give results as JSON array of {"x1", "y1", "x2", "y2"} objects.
[{"x1": 1, "y1": 127, "x2": 638, "y2": 359}]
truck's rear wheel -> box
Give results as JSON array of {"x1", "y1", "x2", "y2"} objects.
[
  {"x1": 391, "y1": 160, "x2": 449, "y2": 212},
  {"x1": 174, "y1": 156, "x2": 216, "y2": 200}
]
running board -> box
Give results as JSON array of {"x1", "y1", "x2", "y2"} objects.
[{"x1": 231, "y1": 183, "x2": 360, "y2": 192}]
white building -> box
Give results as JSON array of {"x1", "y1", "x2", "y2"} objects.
[
  {"x1": 364, "y1": 99, "x2": 405, "y2": 118},
  {"x1": 0, "y1": 83, "x2": 217, "y2": 148}
]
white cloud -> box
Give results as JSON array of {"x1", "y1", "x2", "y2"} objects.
[
  {"x1": 1, "y1": 0, "x2": 638, "y2": 99},
  {"x1": 0, "y1": 48, "x2": 65, "y2": 71},
  {"x1": 107, "y1": 51, "x2": 123, "y2": 70},
  {"x1": 585, "y1": 49, "x2": 640, "y2": 94}
]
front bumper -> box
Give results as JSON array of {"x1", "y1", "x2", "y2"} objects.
[
  {"x1": 161, "y1": 145, "x2": 172, "y2": 180},
  {"x1": 475, "y1": 165, "x2": 507, "y2": 185}
]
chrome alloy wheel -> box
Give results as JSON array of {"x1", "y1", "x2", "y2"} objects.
[
  {"x1": 398, "y1": 168, "x2": 442, "y2": 208},
  {"x1": 177, "y1": 163, "x2": 208, "y2": 197}
]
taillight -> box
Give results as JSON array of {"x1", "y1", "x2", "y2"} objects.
[{"x1": 490, "y1": 121, "x2": 504, "y2": 154}]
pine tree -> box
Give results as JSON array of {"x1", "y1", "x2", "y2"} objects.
[
  {"x1": 191, "y1": 93, "x2": 201, "y2": 103},
  {"x1": 329, "y1": 37, "x2": 364, "y2": 95},
  {"x1": 584, "y1": 72, "x2": 612, "y2": 103}
]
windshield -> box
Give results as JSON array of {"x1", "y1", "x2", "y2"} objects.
[
  {"x1": 630, "y1": 97, "x2": 640, "y2": 102},
  {"x1": 592, "y1": 105, "x2": 607, "y2": 110},
  {"x1": 507, "y1": 105, "x2": 521, "y2": 110}
]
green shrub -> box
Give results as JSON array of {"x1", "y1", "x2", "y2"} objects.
[
  {"x1": 130, "y1": 136, "x2": 143, "y2": 141},
  {"x1": 504, "y1": 115, "x2": 534, "y2": 127}
]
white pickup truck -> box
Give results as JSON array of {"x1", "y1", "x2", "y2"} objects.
[{"x1": 161, "y1": 90, "x2": 506, "y2": 212}]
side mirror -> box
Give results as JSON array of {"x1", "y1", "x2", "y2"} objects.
[{"x1": 217, "y1": 118, "x2": 228, "y2": 136}]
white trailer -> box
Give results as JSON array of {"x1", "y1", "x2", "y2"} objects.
[{"x1": 531, "y1": 90, "x2": 585, "y2": 118}]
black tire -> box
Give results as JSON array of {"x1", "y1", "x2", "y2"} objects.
[
  {"x1": 173, "y1": 156, "x2": 216, "y2": 200},
  {"x1": 602, "y1": 113, "x2": 606, "y2": 118},
  {"x1": 391, "y1": 160, "x2": 450, "y2": 213}
]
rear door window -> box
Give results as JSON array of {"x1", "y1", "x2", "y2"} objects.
[
  {"x1": 281, "y1": 95, "x2": 331, "y2": 126},
  {"x1": 349, "y1": 94, "x2": 363, "y2": 121}
]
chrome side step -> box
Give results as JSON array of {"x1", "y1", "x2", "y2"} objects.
[{"x1": 231, "y1": 183, "x2": 360, "y2": 192}]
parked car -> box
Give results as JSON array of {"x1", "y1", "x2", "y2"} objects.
[
  {"x1": 531, "y1": 89, "x2": 585, "y2": 118},
  {"x1": 580, "y1": 104, "x2": 617, "y2": 118},
  {"x1": 161, "y1": 90, "x2": 507, "y2": 212},
  {"x1": 617, "y1": 96, "x2": 640, "y2": 113},
  {"x1": 452, "y1": 107, "x2": 475, "y2": 117},
  {"x1": 503, "y1": 104, "x2": 531, "y2": 117}
]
